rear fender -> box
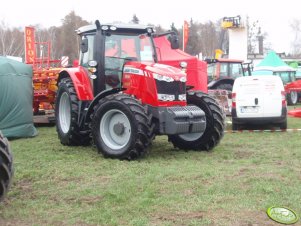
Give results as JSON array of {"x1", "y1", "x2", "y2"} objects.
[{"x1": 58, "y1": 66, "x2": 94, "y2": 101}]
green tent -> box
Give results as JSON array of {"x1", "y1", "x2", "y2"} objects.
[
  {"x1": 0, "y1": 56, "x2": 37, "y2": 138},
  {"x1": 253, "y1": 51, "x2": 296, "y2": 75}
]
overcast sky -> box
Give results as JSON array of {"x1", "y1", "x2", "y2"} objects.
[{"x1": 1, "y1": 0, "x2": 300, "y2": 53}]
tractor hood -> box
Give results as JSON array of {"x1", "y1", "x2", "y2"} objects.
[{"x1": 124, "y1": 61, "x2": 186, "y2": 81}]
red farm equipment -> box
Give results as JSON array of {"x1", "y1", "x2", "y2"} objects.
[
  {"x1": 25, "y1": 27, "x2": 63, "y2": 123},
  {"x1": 55, "y1": 21, "x2": 225, "y2": 160}
]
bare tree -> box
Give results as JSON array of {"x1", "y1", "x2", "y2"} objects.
[
  {"x1": 131, "y1": 14, "x2": 139, "y2": 24},
  {"x1": 290, "y1": 18, "x2": 301, "y2": 56},
  {"x1": 247, "y1": 17, "x2": 269, "y2": 55},
  {"x1": 0, "y1": 21, "x2": 24, "y2": 57},
  {"x1": 199, "y1": 20, "x2": 220, "y2": 58}
]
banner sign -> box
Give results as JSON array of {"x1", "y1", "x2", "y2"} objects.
[
  {"x1": 183, "y1": 20, "x2": 189, "y2": 51},
  {"x1": 25, "y1": 27, "x2": 35, "y2": 64}
]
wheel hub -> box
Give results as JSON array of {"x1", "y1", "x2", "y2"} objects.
[
  {"x1": 113, "y1": 122, "x2": 125, "y2": 135},
  {"x1": 100, "y1": 109, "x2": 131, "y2": 150}
]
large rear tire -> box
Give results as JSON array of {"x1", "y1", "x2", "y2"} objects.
[
  {"x1": 168, "y1": 91, "x2": 225, "y2": 151},
  {"x1": 91, "y1": 93, "x2": 153, "y2": 160},
  {"x1": 0, "y1": 131, "x2": 13, "y2": 202},
  {"x1": 55, "y1": 78, "x2": 90, "y2": 146}
]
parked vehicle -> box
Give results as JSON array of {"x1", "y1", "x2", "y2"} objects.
[
  {"x1": 55, "y1": 21, "x2": 225, "y2": 160},
  {"x1": 207, "y1": 58, "x2": 245, "y2": 91},
  {"x1": 253, "y1": 51, "x2": 301, "y2": 105},
  {"x1": 0, "y1": 131, "x2": 14, "y2": 201},
  {"x1": 231, "y1": 75, "x2": 287, "y2": 130}
]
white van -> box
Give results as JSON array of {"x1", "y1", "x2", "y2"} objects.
[{"x1": 231, "y1": 75, "x2": 287, "y2": 130}]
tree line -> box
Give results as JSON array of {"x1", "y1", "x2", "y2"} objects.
[{"x1": 2, "y1": 11, "x2": 297, "y2": 64}]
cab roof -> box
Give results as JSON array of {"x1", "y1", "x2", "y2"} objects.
[{"x1": 76, "y1": 23, "x2": 154, "y2": 35}]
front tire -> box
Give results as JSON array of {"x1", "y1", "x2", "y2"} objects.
[
  {"x1": 0, "y1": 131, "x2": 13, "y2": 202},
  {"x1": 168, "y1": 91, "x2": 225, "y2": 151},
  {"x1": 55, "y1": 78, "x2": 90, "y2": 146},
  {"x1": 91, "y1": 94, "x2": 153, "y2": 160}
]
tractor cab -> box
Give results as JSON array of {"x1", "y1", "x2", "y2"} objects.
[
  {"x1": 77, "y1": 22, "x2": 179, "y2": 94},
  {"x1": 206, "y1": 58, "x2": 245, "y2": 83},
  {"x1": 206, "y1": 58, "x2": 245, "y2": 91}
]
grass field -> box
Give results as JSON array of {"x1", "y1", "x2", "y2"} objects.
[{"x1": 1, "y1": 112, "x2": 301, "y2": 225}]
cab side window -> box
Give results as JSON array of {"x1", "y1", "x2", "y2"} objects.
[{"x1": 79, "y1": 35, "x2": 95, "y2": 67}]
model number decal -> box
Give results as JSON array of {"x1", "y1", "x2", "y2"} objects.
[{"x1": 123, "y1": 67, "x2": 144, "y2": 75}]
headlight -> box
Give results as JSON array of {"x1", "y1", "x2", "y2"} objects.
[
  {"x1": 157, "y1": 94, "x2": 175, "y2": 101},
  {"x1": 180, "y1": 61, "x2": 187, "y2": 68},
  {"x1": 179, "y1": 77, "x2": 187, "y2": 82},
  {"x1": 178, "y1": 94, "x2": 186, "y2": 101},
  {"x1": 101, "y1": 25, "x2": 109, "y2": 30},
  {"x1": 88, "y1": 60, "x2": 97, "y2": 67},
  {"x1": 153, "y1": 73, "x2": 174, "y2": 82}
]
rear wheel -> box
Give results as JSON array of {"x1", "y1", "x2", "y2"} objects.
[
  {"x1": 0, "y1": 131, "x2": 13, "y2": 202},
  {"x1": 91, "y1": 93, "x2": 153, "y2": 160},
  {"x1": 168, "y1": 91, "x2": 225, "y2": 151},
  {"x1": 55, "y1": 78, "x2": 90, "y2": 146},
  {"x1": 287, "y1": 91, "x2": 298, "y2": 105}
]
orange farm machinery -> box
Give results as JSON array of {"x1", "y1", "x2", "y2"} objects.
[{"x1": 25, "y1": 27, "x2": 63, "y2": 120}]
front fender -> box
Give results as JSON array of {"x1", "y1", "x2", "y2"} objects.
[
  {"x1": 85, "y1": 88, "x2": 123, "y2": 123},
  {"x1": 58, "y1": 66, "x2": 94, "y2": 101}
]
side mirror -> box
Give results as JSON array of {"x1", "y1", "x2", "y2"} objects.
[
  {"x1": 170, "y1": 33, "x2": 179, "y2": 49},
  {"x1": 81, "y1": 38, "x2": 88, "y2": 53}
]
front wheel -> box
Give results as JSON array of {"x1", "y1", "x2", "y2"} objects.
[
  {"x1": 91, "y1": 94, "x2": 153, "y2": 160},
  {"x1": 168, "y1": 91, "x2": 225, "y2": 151},
  {"x1": 55, "y1": 78, "x2": 90, "y2": 146}
]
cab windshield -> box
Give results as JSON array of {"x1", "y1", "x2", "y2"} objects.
[
  {"x1": 105, "y1": 33, "x2": 155, "y2": 62},
  {"x1": 104, "y1": 33, "x2": 155, "y2": 89}
]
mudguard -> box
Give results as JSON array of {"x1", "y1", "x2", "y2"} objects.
[{"x1": 58, "y1": 66, "x2": 94, "y2": 101}]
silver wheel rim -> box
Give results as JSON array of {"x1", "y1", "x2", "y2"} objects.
[
  {"x1": 100, "y1": 109, "x2": 131, "y2": 150},
  {"x1": 179, "y1": 132, "x2": 203, "y2": 141},
  {"x1": 59, "y1": 92, "x2": 71, "y2": 133},
  {"x1": 291, "y1": 91, "x2": 298, "y2": 104}
]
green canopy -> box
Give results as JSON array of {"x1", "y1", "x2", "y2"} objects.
[
  {"x1": 253, "y1": 51, "x2": 296, "y2": 75},
  {"x1": 0, "y1": 56, "x2": 37, "y2": 138}
]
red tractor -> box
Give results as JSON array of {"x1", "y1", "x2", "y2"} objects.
[
  {"x1": 206, "y1": 58, "x2": 246, "y2": 91},
  {"x1": 55, "y1": 21, "x2": 225, "y2": 160}
]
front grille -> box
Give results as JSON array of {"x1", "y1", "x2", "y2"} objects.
[{"x1": 156, "y1": 80, "x2": 186, "y2": 100}]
